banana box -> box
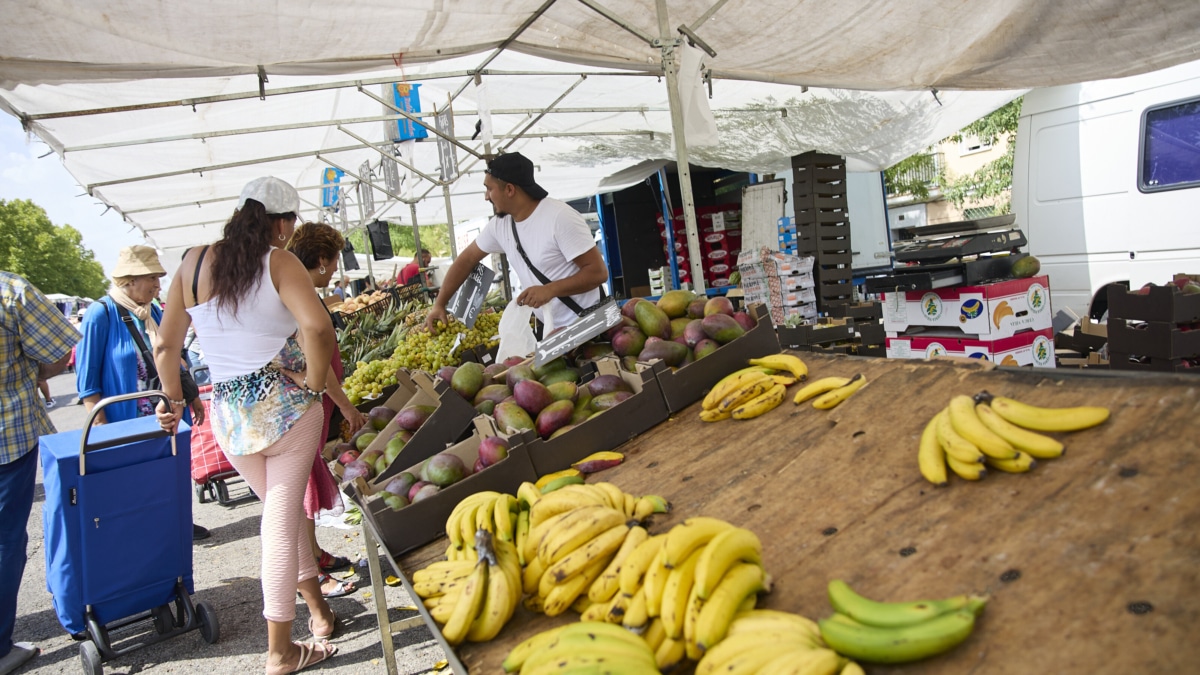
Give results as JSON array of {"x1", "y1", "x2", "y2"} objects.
[
  {"x1": 881, "y1": 275, "x2": 1052, "y2": 339},
  {"x1": 884, "y1": 327, "x2": 1056, "y2": 368},
  {"x1": 348, "y1": 416, "x2": 538, "y2": 557}
]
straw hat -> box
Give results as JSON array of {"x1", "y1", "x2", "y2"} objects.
[{"x1": 112, "y1": 245, "x2": 166, "y2": 277}]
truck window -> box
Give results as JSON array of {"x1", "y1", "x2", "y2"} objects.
[{"x1": 1140, "y1": 96, "x2": 1200, "y2": 192}]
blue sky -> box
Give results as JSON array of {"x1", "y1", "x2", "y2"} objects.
[{"x1": 1, "y1": 113, "x2": 144, "y2": 278}]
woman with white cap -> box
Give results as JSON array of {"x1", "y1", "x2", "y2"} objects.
[{"x1": 152, "y1": 177, "x2": 340, "y2": 674}]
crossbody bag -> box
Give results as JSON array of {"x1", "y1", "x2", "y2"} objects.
[
  {"x1": 509, "y1": 218, "x2": 605, "y2": 317},
  {"x1": 113, "y1": 302, "x2": 199, "y2": 403}
]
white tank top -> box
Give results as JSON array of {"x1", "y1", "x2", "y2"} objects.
[{"x1": 187, "y1": 249, "x2": 299, "y2": 383}]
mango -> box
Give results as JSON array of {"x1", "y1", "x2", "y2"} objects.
[
  {"x1": 687, "y1": 298, "x2": 708, "y2": 319},
  {"x1": 670, "y1": 317, "x2": 692, "y2": 339},
  {"x1": 1012, "y1": 255, "x2": 1041, "y2": 278},
  {"x1": 586, "y1": 374, "x2": 633, "y2": 397},
  {"x1": 483, "y1": 363, "x2": 507, "y2": 380},
  {"x1": 513, "y1": 379, "x2": 555, "y2": 416},
  {"x1": 549, "y1": 424, "x2": 577, "y2": 439},
  {"x1": 704, "y1": 296, "x2": 735, "y2": 317},
  {"x1": 367, "y1": 406, "x2": 396, "y2": 432},
  {"x1": 373, "y1": 452, "x2": 390, "y2": 477},
  {"x1": 435, "y1": 365, "x2": 457, "y2": 383},
  {"x1": 502, "y1": 356, "x2": 526, "y2": 367},
  {"x1": 590, "y1": 391, "x2": 633, "y2": 411},
  {"x1": 383, "y1": 472, "x2": 418, "y2": 500},
  {"x1": 477, "y1": 436, "x2": 510, "y2": 468},
  {"x1": 475, "y1": 400, "x2": 496, "y2": 416},
  {"x1": 423, "y1": 453, "x2": 467, "y2": 487},
  {"x1": 407, "y1": 478, "x2": 429, "y2": 501},
  {"x1": 505, "y1": 363, "x2": 535, "y2": 389},
  {"x1": 680, "y1": 348, "x2": 695, "y2": 366},
  {"x1": 694, "y1": 338, "x2": 719, "y2": 359},
  {"x1": 380, "y1": 492, "x2": 409, "y2": 511},
  {"x1": 733, "y1": 311, "x2": 755, "y2": 331},
  {"x1": 635, "y1": 300, "x2": 672, "y2": 339},
  {"x1": 354, "y1": 431, "x2": 378, "y2": 451},
  {"x1": 493, "y1": 401, "x2": 535, "y2": 435},
  {"x1": 621, "y1": 297, "x2": 646, "y2": 320},
  {"x1": 539, "y1": 368, "x2": 580, "y2": 386},
  {"x1": 450, "y1": 361, "x2": 485, "y2": 401},
  {"x1": 579, "y1": 343, "x2": 614, "y2": 361},
  {"x1": 394, "y1": 405, "x2": 437, "y2": 432},
  {"x1": 612, "y1": 326, "x2": 647, "y2": 358},
  {"x1": 639, "y1": 340, "x2": 689, "y2": 367},
  {"x1": 683, "y1": 319, "x2": 707, "y2": 348},
  {"x1": 535, "y1": 400, "x2": 575, "y2": 439},
  {"x1": 569, "y1": 406, "x2": 593, "y2": 425},
  {"x1": 620, "y1": 356, "x2": 639, "y2": 372},
  {"x1": 410, "y1": 483, "x2": 440, "y2": 503},
  {"x1": 606, "y1": 316, "x2": 638, "y2": 341},
  {"x1": 657, "y1": 289, "x2": 697, "y2": 319},
  {"x1": 474, "y1": 384, "x2": 512, "y2": 406},
  {"x1": 532, "y1": 357, "x2": 567, "y2": 380},
  {"x1": 701, "y1": 313, "x2": 746, "y2": 344},
  {"x1": 384, "y1": 435, "x2": 406, "y2": 464},
  {"x1": 341, "y1": 459, "x2": 372, "y2": 483},
  {"x1": 546, "y1": 381, "x2": 578, "y2": 402}
]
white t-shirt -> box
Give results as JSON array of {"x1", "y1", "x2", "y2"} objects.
[{"x1": 474, "y1": 198, "x2": 600, "y2": 331}]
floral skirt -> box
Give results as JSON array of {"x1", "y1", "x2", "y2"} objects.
[{"x1": 210, "y1": 365, "x2": 318, "y2": 457}]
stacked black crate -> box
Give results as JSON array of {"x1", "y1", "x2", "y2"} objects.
[{"x1": 791, "y1": 152, "x2": 854, "y2": 313}]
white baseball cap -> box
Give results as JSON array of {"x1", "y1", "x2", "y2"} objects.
[{"x1": 236, "y1": 176, "x2": 300, "y2": 215}]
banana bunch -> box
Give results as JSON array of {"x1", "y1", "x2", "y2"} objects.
[
  {"x1": 580, "y1": 517, "x2": 769, "y2": 669},
  {"x1": 414, "y1": 530, "x2": 522, "y2": 646},
  {"x1": 502, "y1": 621, "x2": 659, "y2": 674},
  {"x1": 700, "y1": 353, "x2": 809, "y2": 422},
  {"x1": 696, "y1": 609, "x2": 853, "y2": 675},
  {"x1": 818, "y1": 579, "x2": 987, "y2": 664},
  {"x1": 792, "y1": 374, "x2": 868, "y2": 409},
  {"x1": 523, "y1": 503, "x2": 638, "y2": 617},
  {"x1": 918, "y1": 391, "x2": 1111, "y2": 486},
  {"x1": 444, "y1": 491, "x2": 519, "y2": 561}
]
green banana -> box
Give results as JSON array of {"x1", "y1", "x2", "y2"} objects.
[
  {"x1": 818, "y1": 602, "x2": 985, "y2": 664},
  {"x1": 827, "y1": 579, "x2": 980, "y2": 628}
]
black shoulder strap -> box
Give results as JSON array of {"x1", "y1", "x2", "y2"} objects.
[
  {"x1": 114, "y1": 303, "x2": 159, "y2": 381},
  {"x1": 190, "y1": 245, "x2": 211, "y2": 308},
  {"x1": 508, "y1": 218, "x2": 605, "y2": 317}
]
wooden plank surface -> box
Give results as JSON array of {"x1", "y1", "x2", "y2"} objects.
[{"x1": 399, "y1": 354, "x2": 1200, "y2": 674}]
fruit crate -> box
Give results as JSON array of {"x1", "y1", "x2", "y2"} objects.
[
  {"x1": 1107, "y1": 353, "x2": 1197, "y2": 373},
  {"x1": 882, "y1": 275, "x2": 1053, "y2": 340},
  {"x1": 854, "y1": 320, "x2": 887, "y2": 347},
  {"x1": 1107, "y1": 318, "x2": 1200, "y2": 361},
  {"x1": 513, "y1": 357, "x2": 670, "y2": 475},
  {"x1": 777, "y1": 317, "x2": 855, "y2": 349},
  {"x1": 1053, "y1": 318, "x2": 1108, "y2": 356},
  {"x1": 646, "y1": 303, "x2": 781, "y2": 414},
  {"x1": 1107, "y1": 284, "x2": 1200, "y2": 324},
  {"x1": 885, "y1": 327, "x2": 1056, "y2": 367},
  {"x1": 828, "y1": 301, "x2": 883, "y2": 321},
  {"x1": 348, "y1": 416, "x2": 538, "y2": 557}
]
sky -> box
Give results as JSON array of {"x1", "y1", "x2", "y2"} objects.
[{"x1": 1, "y1": 113, "x2": 145, "y2": 278}]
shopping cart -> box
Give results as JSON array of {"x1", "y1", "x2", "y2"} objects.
[
  {"x1": 41, "y1": 392, "x2": 219, "y2": 675},
  {"x1": 188, "y1": 368, "x2": 254, "y2": 506}
]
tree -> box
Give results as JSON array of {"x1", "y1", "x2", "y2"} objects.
[{"x1": 0, "y1": 199, "x2": 109, "y2": 298}]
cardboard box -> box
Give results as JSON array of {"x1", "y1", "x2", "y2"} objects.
[
  {"x1": 737, "y1": 250, "x2": 815, "y2": 281},
  {"x1": 882, "y1": 276, "x2": 1053, "y2": 339},
  {"x1": 778, "y1": 317, "x2": 856, "y2": 349},
  {"x1": 780, "y1": 273, "x2": 816, "y2": 291},
  {"x1": 1108, "y1": 318, "x2": 1200, "y2": 360},
  {"x1": 1107, "y1": 284, "x2": 1200, "y2": 323},
  {"x1": 516, "y1": 357, "x2": 670, "y2": 475},
  {"x1": 1107, "y1": 353, "x2": 1196, "y2": 373},
  {"x1": 828, "y1": 302, "x2": 883, "y2": 320},
  {"x1": 885, "y1": 328, "x2": 1056, "y2": 368},
  {"x1": 781, "y1": 304, "x2": 819, "y2": 324},
  {"x1": 1058, "y1": 351, "x2": 1110, "y2": 369},
  {"x1": 1054, "y1": 318, "x2": 1108, "y2": 356},
  {"x1": 644, "y1": 303, "x2": 782, "y2": 413},
  {"x1": 349, "y1": 416, "x2": 538, "y2": 557}
]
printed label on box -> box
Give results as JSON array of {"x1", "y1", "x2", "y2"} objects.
[{"x1": 882, "y1": 276, "x2": 1052, "y2": 339}]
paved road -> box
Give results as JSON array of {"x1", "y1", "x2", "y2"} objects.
[{"x1": 12, "y1": 373, "x2": 448, "y2": 674}]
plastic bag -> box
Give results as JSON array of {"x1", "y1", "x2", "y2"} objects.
[{"x1": 495, "y1": 298, "x2": 537, "y2": 363}]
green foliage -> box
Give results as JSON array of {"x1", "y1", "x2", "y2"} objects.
[
  {"x1": 0, "y1": 199, "x2": 109, "y2": 298},
  {"x1": 346, "y1": 221, "x2": 452, "y2": 261},
  {"x1": 884, "y1": 152, "x2": 939, "y2": 201}
]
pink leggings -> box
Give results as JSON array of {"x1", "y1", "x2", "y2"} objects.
[{"x1": 225, "y1": 404, "x2": 323, "y2": 623}]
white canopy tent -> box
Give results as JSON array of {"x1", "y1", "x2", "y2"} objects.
[{"x1": 2, "y1": 0, "x2": 1198, "y2": 285}]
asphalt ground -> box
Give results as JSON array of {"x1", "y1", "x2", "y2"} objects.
[{"x1": 11, "y1": 372, "x2": 450, "y2": 675}]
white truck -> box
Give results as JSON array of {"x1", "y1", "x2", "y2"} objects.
[{"x1": 1012, "y1": 59, "x2": 1200, "y2": 320}]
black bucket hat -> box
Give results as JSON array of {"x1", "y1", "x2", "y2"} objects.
[{"x1": 486, "y1": 152, "x2": 548, "y2": 200}]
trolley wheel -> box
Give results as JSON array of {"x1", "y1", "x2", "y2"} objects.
[
  {"x1": 80, "y1": 640, "x2": 103, "y2": 675},
  {"x1": 196, "y1": 601, "x2": 219, "y2": 644},
  {"x1": 196, "y1": 483, "x2": 208, "y2": 503},
  {"x1": 152, "y1": 604, "x2": 174, "y2": 634}
]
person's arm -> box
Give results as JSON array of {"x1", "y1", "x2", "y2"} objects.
[
  {"x1": 516, "y1": 246, "x2": 608, "y2": 309},
  {"x1": 153, "y1": 271, "x2": 192, "y2": 431},
  {"x1": 38, "y1": 351, "x2": 72, "y2": 381},
  {"x1": 426, "y1": 241, "x2": 488, "y2": 331},
  {"x1": 18, "y1": 281, "x2": 78, "y2": 386},
  {"x1": 76, "y1": 304, "x2": 110, "y2": 423},
  {"x1": 327, "y1": 363, "x2": 366, "y2": 434},
  {"x1": 273, "y1": 249, "x2": 336, "y2": 393}
]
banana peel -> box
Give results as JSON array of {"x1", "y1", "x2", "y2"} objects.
[
  {"x1": 571, "y1": 451, "x2": 625, "y2": 474},
  {"x1": 536, "y1": 468, "x2": 584, "y2": 493}
]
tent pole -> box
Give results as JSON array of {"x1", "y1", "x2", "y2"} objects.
[
  {"x1": 656, "y1": 0, "x2": 706, "y2": 293},
  {"x1": 357, "y1": 194, "x2": 374, "y2": 284},
  {"x1": 443, "y1": 185, "x2": 459, "y2": 260},
  {"x1": 410, "y1": 203, "x2": 422, "y2": 285}
]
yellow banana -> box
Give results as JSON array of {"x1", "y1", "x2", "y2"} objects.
[
  {"x1": 656, "y1": 636, "x2": 688, "y2": 671},
  {"x1": 726, "y1": 609, "x2": 821, "y2": 642},
  {"x1": 605, "y1": 588, "x2": 632, "y2": 624},
  {"x1": 514, "y1": 507, "x2": 530, "y2": 565},
  {"x1": 917, "y1": 412, "x2": 949, "y2": 487},
  {"x1": 412, "y1": 559, "x2": 474, "y2": 583},
  {"x1": 622, "y1": 491, "x2": 638, "y2": 517},
  {"x1": 986, "y1": 394, "x2": 1110, "y2": 432},
  {"x1": 619, "y1": 534, "x2": 667, "y2": 596},
  {"x1": 580, "y1": 598, "x2": 612, "y2": 622},
  {"x1": 700, "y1": 407, "x2": 732, "y2": 422},
  {"x1": 622, "y1": 586, "x2": 650, "y2": 629},
  {"x1": 694, "y1": 527, "x2": 763, "y2": 600},
  {"x1": 570, "y1": 594, "x2": 593, "y2": 614},
  {"x1": 948, "y1": 395, "x2": 1017, "y2": 459},
  {"x1": 975, "y1": 402, "x2": 1064, "y2": 458},
  {"x1": 475, "y1": 495, "x2": 500, "y2": 535},
  {"x1": 731, "y1": 383, "x2": 786, "y2": 419},
  {"x1": 696, "y1": 633, "x2": 813, "y2": 675},
  {"x1": 522, "y1": 552, "x2": 546, "y2": 596},
  {"x1": 542, "y1": 554, "x2": 609, "y2": 617},
  {"x1": 529, "y1": 488, "x2": 608, "y2": 530},
  {"x1": 934, "y1": 409, "x2": 985, "y2": 464},
  {"x1": 841, "y1": 661, "x2": 866, "y2": 675},
  {"x1": 682, "y1": 578, "x2": 704, "y2": 657},
  {"x1": 661, "y1": 546, "x2": 703, "y2": 639},
  {"x1": 540, "y1": 522, "x2": 630, "y2": 594},
  {"x1": 703, "y1": 367, "x2": 777, "y2": 410},
  {"x1": 502, "y1": 624, "x2": 569, "y2": 672},
  {"x1": 987, "y1": 450, "x2": 1037, "y2": 473},
  {"x1": 749, "y1": 353, "x2": 809, "y2": 380},
  {"x1": 811, "y1": 374, "x2": 868, "y2": 410},
  {"x1": 946, "y1": 453, "x2": 987, "y2": 480},
  {"x1": 429, "y1": 600, "x2": 455, "y2": 625},
  {"x1": 538, "y1": 505, "x2": 628, "y2": 567},
  {"x1": 466, "y1": 553, "x2": 518, "y2": 642},
  {"x1": 524, "y1": 509, "x2": 573, "y2": 567},
  {"x1": 440, "y1": 561, "x2": 487, "y2": 646},
  {"x1": 589, "y1": 525, "x2": 649, "y2": 603},
  {"x1": 757, "y1": 647, "x2": 842, "y2": 675},
  {"x1": 793, "y1": 377, "x2": 851, "y2": 405},
  {"x1": 663, "y1": 516, "x2": 734, "y2": 568},
  {"x1": 694, "y1": 562, "x2": 766, "y2": 652},
  {"x1": 413, "y1": 576, "x2": 468, "y2": 599},
  {"x1": 516, "y1": 622, "x2": 658, "y2": 673},
  {"x1": 716, "y1": 374, "x2": 774, "y2": 413},
  {"x1": 493, "y1": 493, "x2": 517, "y2": 543},
  {"x1": 771, "y1": 374, "x2": 798, "y2": 386},
  {"x1": 516, "y1": 481, "x2": 542, "y2": 510},
  {"x1": 642, "y1": 616, "x2": 667, "y2": 652},
  {"x1": 592, "y1": 481, "x2": 628, "y2": 511}
]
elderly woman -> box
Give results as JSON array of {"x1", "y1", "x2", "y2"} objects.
[{"x1": 75, "y1": 245, "x2": 209, "y2": 541}]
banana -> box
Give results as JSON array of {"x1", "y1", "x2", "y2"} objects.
[
  {"x1": 413, "y1": 576, "x2": 467, "y2": 599},
  {"x1": 917, "y1": 412, "x2": 948, "y2": 487},
  {"x1": 948, "y1": 395, "x2": 1017, "y2": 459},
  {"x1": 757, "y1": 647, "x2": 842, "y2": 675},
  {"x1": 592, "y1": 482, "x2": 628, "y2": 511},
  {"x1": 655, "y1": 636, "x2": 687, "y2": 671},
  {"x1": 975, "y1": 402, "x2": 1064, "y2": 458},
  {"x1": 622, "y1": 586, "x2": 650, "y2": 629},
  {"x1": 542, "y1": 554, "x2": 609, "y2": 617},
  {"x1": 522, "y1": 552, "x2": 547, "y2": 595},
  {"x1": 605, "y1": 588, "x2": 632, "y2": 624},
  {"x1": 526, "y1": 508, "x2": 586, "y2": 563},
  {"x1": 580, "y1": 598, "x2": 612, "y2": 623},
  {"x1": 716, "y1": 374, "x2": 774, "y2": 413},
  {"x1": 570, "y1": 594, "x2": 593, "y2": 614},
  {"x1": 946, "y1": 453, "x2": 987, "y2": 480},
  {"x1": 642, "y1": 616, "x2": 667, "y2": 652},
  {"x1": 446, "y1": 493, "x2": 492, "y2": 550},
  {"x1": 749, "y1": 353, "x2": 809, "y2": 380},
  {"x1": 517, "y1": 623, "x2": 659, "y2": 673},
  {"x1": 634, "y1": 494, "x2": 671, "y2": 519},
  {"x1": 466, "y1": 553, "x2": 518, "y2": 642},
  {"x1": 840, "y1": 661, "x2": 866, "y2": 675},
  {"x1": 539, "y1": 505, "x2": 628, "y2": 567},
  {"x1": 698, "y1": 636, "x2": 818, "y2": 675},
  {"x1": 731, "y1": 382, "x2": 787, "y2": 419},
  {"x1": 726, "y1": 609, "x2": 821, "y2": 642},
  {"x1": 694, "y1": 527, "x2": 762, "y2": 600},
  {"x1": 642, "y1": 546, "x2": 671, "y2": 618},
  {"x1": 817, "y1": 606, "x2": 981, "y2": 664},
  {"x1": 493, "y1": 493, "x2": 517, "y2": 543},
  {"x1": 514, "y1": 508, "x2": 530, "y2": 565},
  {"x1": 663, "y1": 516, "x2": 734, "y2": 568},
  {"x1": 541, "y1": 522, "x2": 630, "y2": 595},
  {"x1": 529, "y1": 489, "x2": 608, "y2": 530},
  {"x1": 429, "y1": 600, "x2": 455, "y2": 625},
  {"x1": 811, "y1": 374, "x2": 868, "y2": 410},
  {"x1": 456, "y1": 500, "x2": 484, "y2": 552},
  {"x1": 516, "y1": 480, "x2": 542, "y2": 510},
  {"x1": 793, "y1": 377, "x2": 852, "y2": 405},
  {"x1": 412, "y1": 559, "x2": 474, "y2": 583},
  {"x1": 700, "y1": 407, "x2": 733, "y2": 422},
  {"x1": 682, "y1": 579, "x2": 704, "y2": 657},
  {"x1": 661, "y1": 546, "x2": 703, "y2": 639},
  {"x1": 619, "y1": 534, "x2": 667, "y2": 596},
  {"x1": 772, "y1": 373, "x2": 798, "y2": 386},
  {"x1": 589, "y1": 525, "x2": 649, "y2": 603},
  {"x1": 827, "y1": 579, "x2": 979, "y2": 628},
  {"x1": 440, "y1": 561, "x2": 487, "y2": 646},
  {"x1": 703, "y1": 367, "x2": 777, "y2": 410},
  {"x1": 985, "y1": 394, "x2": 1110, "y2": 432},
  {"x1": 535, "y1": 468, "x2": 583, "y2": 492},
  {"x1": 934, "y1": 409, "x2": 986, "y2": 464},
  {"x1": 693, "y1": 562, "x2": 766, "y2": 652},
  {"x1": 987, "y1": 450, "x2": 1037, "y2": 473}
]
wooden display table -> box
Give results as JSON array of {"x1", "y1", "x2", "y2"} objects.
[{"x1": 382, "y1": 354, "x2": 1198, "y2": 674}]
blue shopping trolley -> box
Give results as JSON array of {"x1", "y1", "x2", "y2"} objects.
[{"x1": 41, "y1": 392, "x2": 219, "y2": 674}]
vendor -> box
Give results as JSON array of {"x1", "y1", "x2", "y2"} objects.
[
  {"x1": 398, "y1": 248, "x2": 432, "y2": 287},
  {"x1": 425, "y1": 152, "x2": 607, "y2": 333}
]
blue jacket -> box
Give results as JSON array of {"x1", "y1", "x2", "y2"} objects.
[{"x1": 75, "y1": 297, "x2": 163, "y2": 423}]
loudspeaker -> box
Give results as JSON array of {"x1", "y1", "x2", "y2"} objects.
[
  {"x1": 367, "y1": 220, "x2": 394, "y2": 260},
  {"x1": 341, "y1": 240, "x2": 360, "y2": 271}
]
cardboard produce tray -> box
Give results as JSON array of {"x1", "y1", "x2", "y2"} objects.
[
  {"x1": 1108, "y1": 284, "x2": 1200, "y2": 323},
  {"x1": 1107, "y1": 318, "x2": 1200, "y2": 361},
  {"x1": 396, "y1": 353, "x2": 1200, "y2": 675}
]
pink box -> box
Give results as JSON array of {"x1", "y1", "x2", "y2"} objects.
[
  {"x1": 885, "y1": 328, "x2": 1056, "y2": 368},
  {"x1": 881, "y1": 276, "x2": 1052, "y2": 339}
]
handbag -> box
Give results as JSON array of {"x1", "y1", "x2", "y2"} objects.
[
  {"x1": 509, "y1": 218, "x2": 605, "y2": 317},
  {"x1": 114, "y1": 302, "x2": 199, "y2": 403}
]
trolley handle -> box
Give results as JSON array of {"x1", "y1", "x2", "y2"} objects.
[{"x1": 79, "y1": 391, "x2": 174, "y2": 476}]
